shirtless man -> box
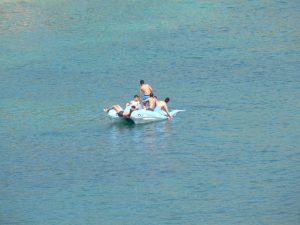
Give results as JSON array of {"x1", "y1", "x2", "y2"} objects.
[
  {"x1": 126, "y1": 95, "x2": 140, "y2": 109},
  {"x1": 139, "y1": 80, "x2": 153, "y2": 103},
  {"x1": 143, "y1": 93, "x2": 156, "y2": 111},
  {"x1": 155, "y1": 97, "x2": 173, "y2": 120},
  {"x1": 104, "y1": 105, "x2": 136, "y2": 118}
]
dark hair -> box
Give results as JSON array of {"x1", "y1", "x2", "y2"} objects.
[
  {"x1": 140, "y1": 80, "x2": 144, "y2": 85},
  {"x1": 150, "y1": 93, "x2": 154, "y2": 97},
  {"x1": 131, "y1": 106, "x2": 136, "y2": 110},
  {"x1": 165, "y1": 97, "x2": 170, "y2": 103},
  {"x1": 154, "y1": 96, "x2": 157, "y2": 99},
  {"x1": 134, "y1": 95, "x2": 139, "y2": 98}
]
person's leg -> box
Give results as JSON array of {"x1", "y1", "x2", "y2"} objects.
[
  {"x1": 113, "y1": 105, "x2": 123, "y2": 113},
  {"x1": 103, "y1": 106, "x2": 114, "y2": 112}
]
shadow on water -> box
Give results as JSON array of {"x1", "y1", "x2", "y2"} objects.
[
  {"x1": 105, "y1": 119, "x2": 172, "y2": 131},
  {"x1": 105, "y1": 119, "x2": 135, "y2": 129}
]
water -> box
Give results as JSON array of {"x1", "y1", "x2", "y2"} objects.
[{"x1": 1, "y1": 0, "x2": 300, "y2": 224}]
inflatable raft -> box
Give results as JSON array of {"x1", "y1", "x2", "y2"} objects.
[{"x1": 106, "y1": 106, "x2": 184, "y2": 124}]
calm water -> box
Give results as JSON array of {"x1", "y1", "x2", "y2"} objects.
[{"x1": 1, "y1": 0, "x2": 300, "y2": 224}]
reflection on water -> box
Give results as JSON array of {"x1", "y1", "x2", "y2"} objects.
[
  {"x1": 139, "y1": 121, "x2": 173, "y2": 151},
  {"x1": 106, "y1": 120, "x2": 173, "y2": 151}
]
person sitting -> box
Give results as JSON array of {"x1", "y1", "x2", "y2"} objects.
[
  {"x1": 143, "y1": 93, "x2": 156, "y2": 111},
  {"x1": 104, "y1": 105, "x2": 136, "y2": 118},
  {"x1": 155, "y1": 97, "x2": 173, "y2": 120},
  {"x1": 126, "y1": 95, "x2": 140, "y2": 109}
]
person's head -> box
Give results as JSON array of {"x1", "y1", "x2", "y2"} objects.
[
  {"x1": 140, "y1": 80, "x2": 144, "y2": 85},
  {"x1": 133, "y1": 95, "x2": 139, "y2": 101},
  {"x1": 165, "y1": 97, "x2": 170, "y2": 103},
  {"x1": 154, "y1": 96, "x2": 157, "y2": 99},
  {"x1": 150, "y1": 93, "x2": 154, "y2": 97}
]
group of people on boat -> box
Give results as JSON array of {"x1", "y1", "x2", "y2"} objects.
[{"x1": 104, "y1": 80, "x2": 173, "y2": 120}]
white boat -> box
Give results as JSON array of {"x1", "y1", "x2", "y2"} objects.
[{"x1": 106, "y1": 106, "x2": 184, "y2": 124}]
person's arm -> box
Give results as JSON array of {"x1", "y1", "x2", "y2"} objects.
[
  {"x1": 136, "y1": 102, "x2": 140, "y2": 109},
  {"x1": 122, "y1": 111, "x2": 130, "y2": 118},
  {"x1": 123, "y1": 109, "x2": 135, "y2": 118},
  {"x1": 149, "y1": 85, "x2": 153, "y2": 94},
  {"x1": 143, "y1": 98, "x2": 150, "y2": 103},
  {"x1": 127, "y1": 100, "x2": 134, "y2": 107},
  {"x1": 162, "y1": 105, "x2": 173, "y2": 120},
  {"x1": 139, "y1": 88, "x2": 143, "y2": 101}
]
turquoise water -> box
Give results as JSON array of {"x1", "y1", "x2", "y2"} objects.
[{"x1": 1, "y1": 0, "x2": 300, "y2": 224}]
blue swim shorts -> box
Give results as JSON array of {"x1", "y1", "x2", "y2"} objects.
[{"x1": 142, "y1": 95, "x2": 150, "y2": 101}]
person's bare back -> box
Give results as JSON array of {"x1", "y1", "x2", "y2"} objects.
[
  {"x1": 143, "y1": 93, "x2": 157, "y2": 110},
  {"x1": 157, "y1": 97, "x2": 172, "y2": 120},
  {"x1": 148, "y1": 97, "x2": 156, "y2": 110},
  {"x1": 139, "y1": 80, "x2": 153, "y2": 100},
  {"x1": 140, "y1": 84, "x2": 153, "y2": 96},
  {"x1": 156, "y1": 100, "x2": 165, "y2": 109}
]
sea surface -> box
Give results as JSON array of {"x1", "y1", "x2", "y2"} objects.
[{"x1": 1, "y1": 0, "x2": 300, "y2": 224}]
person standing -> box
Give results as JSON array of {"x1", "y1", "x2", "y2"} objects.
[{"x1": 139, "y1": 80, "x2": 153, "y2": 102}]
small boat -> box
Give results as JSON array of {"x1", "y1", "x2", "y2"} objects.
[{"x1": 106, "y1": 106, "x2": 184, "y2": 124}]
